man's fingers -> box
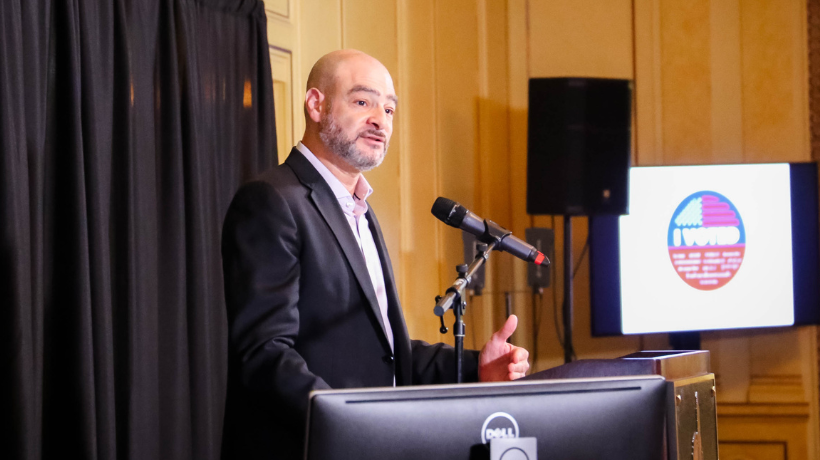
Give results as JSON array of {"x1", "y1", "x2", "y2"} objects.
[
  {"x1": 508, "y1": 360, "x2": 529, "y2": 375},
  {"x1": 507, "y1": 347, "x2": 530, "y2": 380},
  {"x1": 493, "y1": 314, "x2": 519, "y2": 342},
  {"x1": 507, "y1": 370, "x2": 527, "y2": 380},
  {"x1": 511, "y1": 346, "x2": 529, "y2": 364}
]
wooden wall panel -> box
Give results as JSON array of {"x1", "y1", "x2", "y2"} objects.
[
  {"x1": 633, "y1": 0, "x2": 663, "y2": 166},
  {"x1": 709, "y1": 0, "x2": 743, "y2": 164},
  {"x1": 719, "y1": 442, "x2": 786, "y2": 460},
  {"x1": 264, "y1": 0, "x2": 300, "y2": 162},
  {"x1": 527, "y1": 0, "x2": 633, "y2": 79},
  {"x1": 432, "y1": 0, "x2": 483, "y2": 346},
  {"x1": 718, "y1": 403, "x2": 810, "y2": 460},
  {"x1": 397, "y1": 0, "x2": 445, "y2": 344},
  {"x1": 433, "y1": 2, "x2": 479, "y2": 217},
  {"x1": 811, "y1": 0, "x2": 820, "y2": 158},
  {"x1": 740, "y1": 0, "x2": 810, "y2": 163},
  {"x1": 636, "y1": 0, "x2": 810, "y2": 165},
  {"x1": 265, "y1": 0, "x2": 295, "y2": 50},
  {"x1": 269, "y1": 49, "x2": 293, "y2": 164},
  {"x1": 659, "y1": 0, "x2": 712, "y2": 165},
  {"x1": 298, "y1": 0, "x2": 342, "y2": 92},
  {"x1": 342, "y1": 0, "x2": 398, "y2": 67},
  {"x1": 267, "y1": 0, "x2": 290, "y2": 18}
]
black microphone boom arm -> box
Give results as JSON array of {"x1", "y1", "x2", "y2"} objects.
[{"x1": 434, "y1": 239, "x2": 497, "y2": 317}]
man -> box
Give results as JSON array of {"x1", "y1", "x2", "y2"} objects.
[{"x1": 221, "y1": 49, "x2": 529, "y2": 460}]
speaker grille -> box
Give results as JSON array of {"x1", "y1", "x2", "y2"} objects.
[{"x1": 527, "y1": 78, "x2": 632, "y2": 216}]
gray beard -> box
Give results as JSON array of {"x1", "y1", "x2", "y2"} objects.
[{"x1": 319, "y1": 112, "x2": 388, "y2": 172}]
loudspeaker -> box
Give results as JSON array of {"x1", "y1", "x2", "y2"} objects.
[
  {"x1": 526, "y1": 227, "x2": 553, "y2": 290},
  {"x1": 527, "y1": 77, "x2": 632, "y2": 216},
  {"x1": 461, "y1": 231, "x2": 486, "y2": 295}
]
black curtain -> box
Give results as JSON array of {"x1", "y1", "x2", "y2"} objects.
[{"x1": 0, "y1": 0, "x2": 276, "y2": 458}]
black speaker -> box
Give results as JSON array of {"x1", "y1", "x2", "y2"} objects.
[
  {"x1": 461, "y1": 231, "x2": 486, "y2": 295},
  {"x1": 527, "y1": 77, "x2": 632, "y2": 216},
  {"x1": 525, "y1": 227, "x2": 553, "y2": 290}
]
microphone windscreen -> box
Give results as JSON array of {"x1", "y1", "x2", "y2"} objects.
[{"x1": 431, "y1": 197, "x2": 458, "y2": 225}]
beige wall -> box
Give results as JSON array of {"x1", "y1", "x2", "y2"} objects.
[{"x1": 266, "y1": 1, "x2": 819, "y2": 458}]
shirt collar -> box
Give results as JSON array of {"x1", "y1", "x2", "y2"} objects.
[{"x1": 296, "y1": 142, "x2": 374, "y2": 214}]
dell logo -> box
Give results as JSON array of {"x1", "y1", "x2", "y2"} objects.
[
  {"x1": 486, "y1": 427, "x2": 516, "y2": 439},
  {"x1": 481, "y1": 412, "x2": 520, "y2": 444}
]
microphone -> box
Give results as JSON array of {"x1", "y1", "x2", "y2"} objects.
[{"x1": 431, "y1": 197, "x2": 549, "y2": 266}]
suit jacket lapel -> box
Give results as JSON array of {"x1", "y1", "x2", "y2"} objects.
[
  {"x1": 284, "y1": 149, "x2": 391, "y2": 348},
  {"x1": 366, "y1": 207, "x2": 413, "y2": 385}
]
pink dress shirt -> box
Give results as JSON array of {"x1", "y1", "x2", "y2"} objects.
[{"x1": 296, "y1": 142, "x2": 394, "y2": 352}]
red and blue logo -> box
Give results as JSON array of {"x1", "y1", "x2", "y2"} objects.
[{"x1": 667, "y1": 191, "x2": 745, "y2": 290}]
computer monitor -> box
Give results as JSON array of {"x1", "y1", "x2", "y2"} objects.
[{"x1": 305, "y1": 376, "x2": 666, "y2": 460}]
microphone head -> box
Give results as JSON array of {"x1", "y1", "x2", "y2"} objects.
[
  {"x1": 431, "y1": 197, "x2": 467, "y2": 227},
  {"x1": 534, "y1": 252, "x2": 549, "y2": 266}
]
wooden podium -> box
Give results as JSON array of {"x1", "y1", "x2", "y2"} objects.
[{"x1": 525, "y1": 350, "x2": 718, "y2": 460}]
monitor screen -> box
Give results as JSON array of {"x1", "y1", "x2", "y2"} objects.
[
  {"x1": 591, "y1": 162, "x2": 820, "y2": 335},
  {"x1": 305, "y1": 377, "x2": 666, "y2": 460}
]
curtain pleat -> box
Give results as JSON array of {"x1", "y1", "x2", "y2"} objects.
[{"x1": 0, "y1": 0, "x2": 276, "y2": 458}]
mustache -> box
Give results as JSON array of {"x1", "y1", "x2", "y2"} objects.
[{"x1": 359, "y1": 129, "x2": 387, "y2": 141}]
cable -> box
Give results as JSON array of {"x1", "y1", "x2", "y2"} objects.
[
  {"x1": 571, "y1": 236, "x2": 589, "y2": 280},
  {"x1": 550, "y1": 216, "x2": 564, "y2": 351},
  {"x1": 564, "y1": 233, "x2": 589, "y2": 361},
  {"x1": 531, "y1": 290, "x2": 539, "y2": 365},
  {"x1": 560, "y1": 296, "x2": 578, "y2": 361}
]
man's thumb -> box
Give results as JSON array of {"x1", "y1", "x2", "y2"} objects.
[{"x1": 494, "y1": 314, "x2": 518, "y2": 342}]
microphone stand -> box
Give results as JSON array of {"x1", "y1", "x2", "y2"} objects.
[{"x1": 434, "y1": 221, "x2": 510, "y2": 383}]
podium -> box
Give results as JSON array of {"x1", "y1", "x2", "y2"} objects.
[
  {"x1": 304, "y1": 351, "x2": 717, "y2": 459},
  {"x1": 525, "y1": 350, "x2": 718, "y2": 460}
]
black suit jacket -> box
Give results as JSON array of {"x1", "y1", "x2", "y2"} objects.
[{"x1": 220, "y1": 148, "x2": 479, "y2": 460}]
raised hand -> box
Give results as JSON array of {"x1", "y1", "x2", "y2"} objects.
[{"x1": 478, "y1": 315, "x2": 530, "y2": 382}]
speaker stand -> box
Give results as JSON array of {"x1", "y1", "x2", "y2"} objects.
[{"x1": 563, "y1": 215, "x2": 574, "y2": 363}]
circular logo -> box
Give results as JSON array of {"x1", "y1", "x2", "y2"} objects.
[
  {"x1": 667, "y1": 191, "x2": 745, "y2": 290},
  {"x1": 481, "y1": 412, "x2": 519, "y2": 444}
]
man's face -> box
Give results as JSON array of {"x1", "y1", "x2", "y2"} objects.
[{"x1": 318, "y1": 57, "x2": 397, "y2": 172}]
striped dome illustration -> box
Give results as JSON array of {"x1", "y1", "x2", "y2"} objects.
[{"x1": 667, "y1": 191, "x2": 745, "y2": 290}]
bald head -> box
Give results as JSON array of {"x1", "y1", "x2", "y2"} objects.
[{"x1": 306, "y1": 49, "x2": 390, "y2": 101}]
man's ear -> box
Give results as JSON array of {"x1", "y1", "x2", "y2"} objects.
[{"x1": 305, "y1": 88, "x2": 325, "y2": 123}]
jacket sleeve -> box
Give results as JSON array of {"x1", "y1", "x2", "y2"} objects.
[
  {"x1": 409, "y1": 340, "x2": 480, "y2": 384},
  {"x1": 222, "y1": 180, "x2": 331, "y2": 423}
]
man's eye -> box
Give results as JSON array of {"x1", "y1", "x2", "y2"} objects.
[
  {"x1": 356, "y1": 100, "x2": 366, "y2": 106},
  {"x1": 385, "y1": 108, "x2": 394, "y2": 115}
]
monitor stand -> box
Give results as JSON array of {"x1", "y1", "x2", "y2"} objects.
[
  {"x1": 670, "y1": 331, "x2": 701, "y2": 350},
  {"x1": 490, "y1": 437, "x2": 537, "y2": 460}
]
